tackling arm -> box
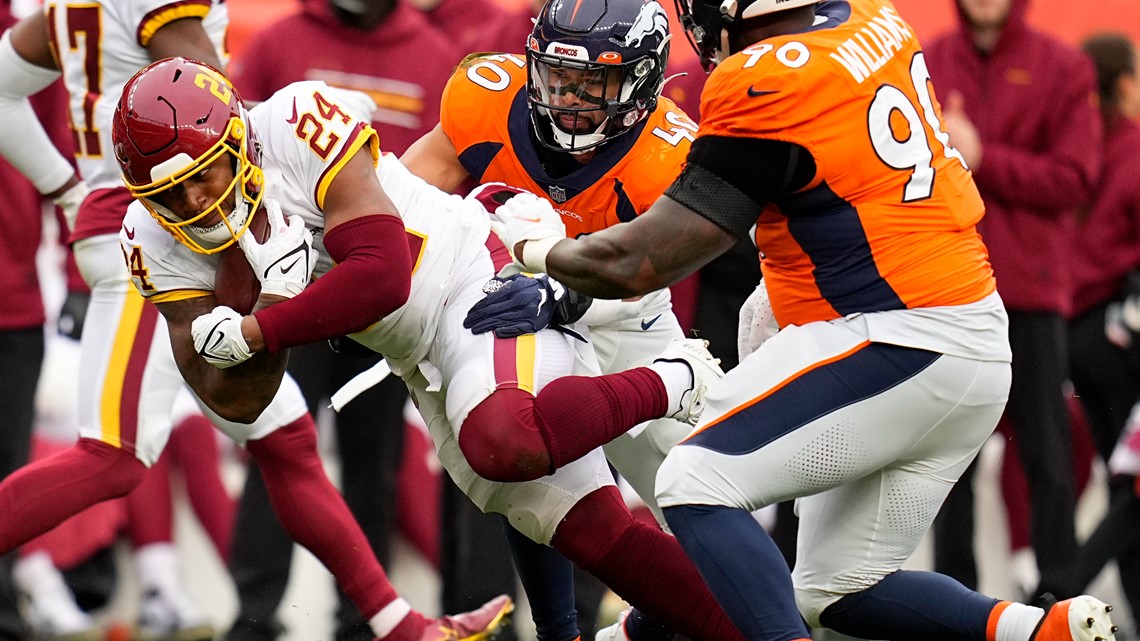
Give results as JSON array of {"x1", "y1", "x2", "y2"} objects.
[
  {"x1": 158, "y1": 294, "x2": 289, "y2": 423},
  {"x1": 514, "y1": 135, "x2": 815, "y2": 300},
  {"x1": 539, "y1": 198, "x2": 736, "y2": 299},
  {"x1": 400, "y1": 122, "x2": 472, "y2": 194}
]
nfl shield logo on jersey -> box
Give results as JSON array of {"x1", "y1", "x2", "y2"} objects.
[{"x1": 548, "y1": 185, "x2": 567, "y2": 203}]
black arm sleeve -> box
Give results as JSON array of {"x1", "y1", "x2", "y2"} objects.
[{"x1": 665, "y1": 135, "x2": 816, "y2": 238}]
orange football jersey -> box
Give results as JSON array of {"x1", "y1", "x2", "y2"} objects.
[
  {"x1": 699, "y1": 0, "x2": 995, "y2": 327},
  {"x1": 441, "y1": 53, "x2": 696, "y2": 238}
]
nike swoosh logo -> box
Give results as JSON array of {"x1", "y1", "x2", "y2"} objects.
[
  {"x1": 747, "y1": 86, "x2": 779, "y2": 97},
  {"x1": 286, "y1": 97, "x2": 299, "y2": 124},
  {"x1": 279, "y1": 257, "x2": 301, "y2": 274},
  {"x1": 640, "y1": 314, "x2": 663, "y2": 331},
  {"x1": 200, "y1": 319, "x2": 228, "y2": 357},
  {"x1": 264, "y1": 244, "x2": 309, "y2": 279},
  {"x1": 123, "y1": 225, "x2": 136, "y2": 240}
]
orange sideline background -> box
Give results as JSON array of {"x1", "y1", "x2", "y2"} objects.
[{"x1": 228, "y1": 0, "x2": 1140, "y2": 62}]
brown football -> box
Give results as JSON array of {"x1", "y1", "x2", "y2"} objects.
[{"x1": 213, "y1": 208, "x2": 270, "y2": 315}]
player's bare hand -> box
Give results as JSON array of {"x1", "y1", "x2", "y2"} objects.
[
  {"x1": 191, "y1": 305, "x2": 252, "y2": 369},
  {"x1": 941, "y1": 92, "x2": 983, "y2": 170},
  {"x1": 238, "y1": 198, "x2": 317, "y2": 299}
]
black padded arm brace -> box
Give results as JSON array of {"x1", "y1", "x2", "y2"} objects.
[{"x1": 665, "y1": 135, "x2": 817, "y2": 238}]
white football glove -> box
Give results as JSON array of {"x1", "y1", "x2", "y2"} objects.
[
  {"x1": 238, "y1": 198, "x2": 317, "y2": 299},
  {"x1": 489, "y1": 192, "x2": 566, "y2": 273},
  {"x1": 737, "y1": 279, "x2": 779, "y2": 363},
  {"x1": 191, "y1": 305, "x2": 252, "y2": 369},
  {"x1": 53, "y1": 179, "x2": 90, "y2": 233}
]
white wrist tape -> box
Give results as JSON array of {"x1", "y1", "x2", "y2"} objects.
[
  {"x1": 0, "y1": 31, "x2": 74, "y2": 194},
  {"x1": 520, "y1": 237, "x2": 562, "y2": 274}
]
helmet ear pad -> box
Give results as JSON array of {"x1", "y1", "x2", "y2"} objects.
[{"x1": 526, "y1": 0, "x2": 671, "y2": 153}]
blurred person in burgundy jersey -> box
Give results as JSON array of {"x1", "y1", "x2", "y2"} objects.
[
  {"x1": 1067, "y1": 32, "x2": 1140, "y2": 628},
  {"x1": 225, "y1": 4, "x2": 460, "y2": 641},
  {"x1": 924, "y1": 0, "x2": 1102, "y2": 599},
  {"x1": 405, "y1": 0, "x2": 532, "y2": 58},
  {"x1": 0, "y1": 1, "x2": 72, "y2": 638}
]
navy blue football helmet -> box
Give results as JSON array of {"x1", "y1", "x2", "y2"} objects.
[
  {"x1": 675, "y1": 0, "x2": 817, "y2": 71},
  {"x1": 527, "y1": 0, "x2": 671, "y2": 153}
]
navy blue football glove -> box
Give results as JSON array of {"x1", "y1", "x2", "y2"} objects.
[{"x1": 465, "y1": 273, "x2": 591, "y2": 339}]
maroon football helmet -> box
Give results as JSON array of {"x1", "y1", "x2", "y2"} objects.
[{"x1": 113, "y1": 57, "x2": 264, "y2": 254}]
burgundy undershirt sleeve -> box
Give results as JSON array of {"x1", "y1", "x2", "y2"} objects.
[{"x1": 254, "y1": 214, "x2": 412, "y2": 353}]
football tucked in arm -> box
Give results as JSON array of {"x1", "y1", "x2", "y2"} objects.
[{"x1": 213, "y1": 208, "x2": 270, "y2": 315}]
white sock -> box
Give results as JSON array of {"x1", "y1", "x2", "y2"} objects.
[
  {"x1": 136, "y1": 542, "x2": 180, "y2": 590},
  {"x1": 648, "y1": 360, "x2": 693, "y2": 412},
  {"x1": 14, "y1": 551, "x2": 93, "y2": 632},
  {"x1": 135, "y1": 543, "x2": 204, "y2": 624},
  {"x1": 370, "y1": 598, "x2": 412, "y2": 639},
  {"x1": 994, "y1": 602, "x2": 1046, "y2": 641}
]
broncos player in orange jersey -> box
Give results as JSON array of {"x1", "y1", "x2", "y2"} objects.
[
  {"x1": 479, "y1": 1, "x2": 1122, "y2": 641},
  {"x1": 403, "y1": 3, "x2": 711, "y2": 641},
  {"x1": 404, "y1": 0, "x2": 700, "y2": 536}
]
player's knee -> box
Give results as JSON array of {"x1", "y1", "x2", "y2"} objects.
[{"x1": 459, "y1": 389, "x2": 552, "y2": 482}]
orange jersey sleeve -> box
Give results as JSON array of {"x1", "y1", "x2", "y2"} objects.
[
  {"x1": 441, "y1": 53, "x2": 693, "y2": 237},
  {"x1": 698, "y1": 0, "x2": 995, "y2": 327}
]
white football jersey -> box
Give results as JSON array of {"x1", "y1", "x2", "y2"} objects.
[
  {"x1": 121, "y1": 81, "x2": 493, "y2": 374},
  {"x1": 46, "y1": 0, "x2": 228, "y2": 190}
]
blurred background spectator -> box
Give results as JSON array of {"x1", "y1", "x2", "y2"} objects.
[{"x1": 925, "y1": 0, "x2": 1102, "y2": 600}]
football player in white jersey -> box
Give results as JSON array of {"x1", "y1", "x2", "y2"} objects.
[
  {"x1": 111, "y1": 56, "x2": 751, "y2": 641},
  {"x1": 0, "y1": 6, "x2": 513, "y2": 641}
]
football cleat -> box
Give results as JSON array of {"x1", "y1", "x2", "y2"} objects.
[
  {"x1": 135, "y1": 586, "x2": 215, "y2": 641},
  {"x1": 594, "y1": 609, "x2": 631, "y2": 641},
  {"x1": 1029, "y1": 594, "x2": 1118, "y2": 641},
  {"x1": 418, "y1": 595, "x2": 514, "y2": 641},
  {"x1": 653, "y1": 338, "x2": 725, "y2": 425}
]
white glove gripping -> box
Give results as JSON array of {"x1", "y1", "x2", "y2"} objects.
[
  {"x1": 238, "y1": 198, "x2": 317, "y2": 299},
  {"x1": 53, "y1": 180, "x2": 90, "y2": 233},
  {"x1": 737, "y1": 279, "x2": 779, "y2": 363},
  {"x1": 191, "y1": 306, "x2": 252, "y2": 369},
  {"x1": 489, "y1": 192, "x2": 566, "y2": 273}
]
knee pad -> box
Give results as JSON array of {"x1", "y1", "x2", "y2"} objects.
[{"x1": 459, "y1": 388, "x2": 552, "y2": 482}]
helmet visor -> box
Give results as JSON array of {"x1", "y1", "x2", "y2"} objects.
[{"x1": 529, "y1": 51, "x2": 620, "y2": 150}]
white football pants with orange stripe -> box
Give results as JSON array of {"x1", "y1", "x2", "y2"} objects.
[
  {"x1": 73, "y1": 234, "x2": 308, "y2": 466},
  {"x1": 581, "y1": 290, "x2": 690, "y2": 528},
  {"x1": 655, "y1": 313, "x2": 1011, "y2": 627}
]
